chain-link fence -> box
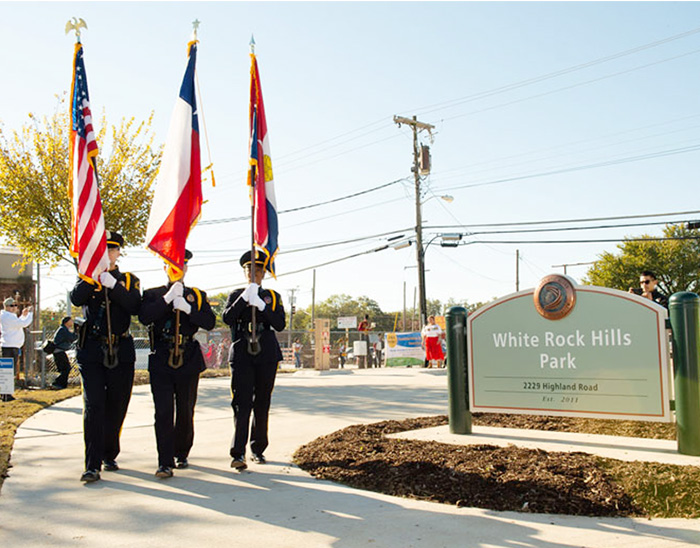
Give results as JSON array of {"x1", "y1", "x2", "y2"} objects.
[{"x1": 21, "y1": 325, "x2": 389, "y2": 389}]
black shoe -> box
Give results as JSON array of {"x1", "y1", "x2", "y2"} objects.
[
  {"x1": 230, "y1": 456, "x2": 247, "y2": 470},
  {"x1": 175, "y1": 458, "x2": 189, "y2": 469},
  {"x1": 103, "y1": 460, "x2": 119, "y2": 471},
  {"x1": 1, "y1": 394, "x2": 15, "y2": 402},
  {"x1": 250, "y1": 453, "x2": 266, "y2": 464},
  {"x1": 80, "y1": 469, "x2": 101, "y2": 483},
  {"x1": 155, "y1": 465, "x2": 173, "y2": 478}
]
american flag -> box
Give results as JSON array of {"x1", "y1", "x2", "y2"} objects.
[
  {"x1": 249, "y1": 51, "x2": 278, "y2": 276},
  {"x1": 69, "y1": 41, "x2": 109, "y2": 281}
]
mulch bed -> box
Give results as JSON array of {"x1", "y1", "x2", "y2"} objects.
[{"x1": 293, "y1": 415, "x2": 671, "y2": 517}]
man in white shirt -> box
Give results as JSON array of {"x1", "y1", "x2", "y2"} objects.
[{"x1": 1, "y1": 297, "x2": 33, "y2": 402}]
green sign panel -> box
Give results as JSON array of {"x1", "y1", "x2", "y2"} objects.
[{"x1": 468, "y1": 283, "x2": 671, "y2": 422}]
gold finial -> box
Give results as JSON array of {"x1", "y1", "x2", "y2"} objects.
[{"x1": 65, "y1": 17, "x2": 87, "y2": 42}]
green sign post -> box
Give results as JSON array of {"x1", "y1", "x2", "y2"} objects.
[{"x1": 467, "y1": 282, "x2": 671, "y2": 422}]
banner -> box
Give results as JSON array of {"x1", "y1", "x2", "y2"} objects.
[{"x1": 384, "y1": 332, "x2": 425, "y2": 367}]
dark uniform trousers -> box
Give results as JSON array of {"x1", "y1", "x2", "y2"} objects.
[
  {"x1": 149, "y1": 365, "x2": 200, "y2": 466},
  {"x1": 223, "y1": 287, "x2": 285, "y2": 459},
  {"x1": 79, "y1": 353, "x2": 135, "y2": 470},
  {"x1": 139, "y1": 285, "x2": 216, "y2": 468},
  {"x1": 71, "y1": 269, "x2": 141, "y2": 472}
]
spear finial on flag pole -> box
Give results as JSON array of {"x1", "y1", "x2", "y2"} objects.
[
  {"x1": 65, "y1": 17, "x2": 87, "y2": 43},
  {"x1": 250, "y1": 34, "x2": 255, "y2": 54}
]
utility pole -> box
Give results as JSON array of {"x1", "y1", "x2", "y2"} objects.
[
  {"x1": 394, "y1": 115, "x2": 434, "y2": 327},
  {"x1": 516, "y1": 249, "x2": 520, "y2": 292},
  {"x1": 287, "y1": 288, "x2": 297, "y2": 349}
]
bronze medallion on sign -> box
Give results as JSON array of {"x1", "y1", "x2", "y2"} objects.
[
  {"x1": 187, "y1": 294, "x2": 195, "y2": 302},
  {"x1": 534, "y1": 275, "x2": 576, "y2": 320}
]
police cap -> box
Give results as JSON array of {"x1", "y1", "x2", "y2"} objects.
[
  {"x1": 106, "y1": 231, "x2": 124, "y2": 249},
  {"x1": 239, "y1": 250, "x2": 266, "y2": 268}
]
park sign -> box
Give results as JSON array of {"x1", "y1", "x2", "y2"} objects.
[
  {"x1": 0, "y1": 358, "x2": 13, "y2": 395},
  {"x1": 467, "y1": 275, "x2": 672, "y2": 422}
]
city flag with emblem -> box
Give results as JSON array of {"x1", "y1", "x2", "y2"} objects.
[
  {"x1": 146, "y1": 39, "x2": 202, "y2": 281},
  {"x1": 68, "y1": 39, "x2": 110, "y2": 282},
  {"x1": 248, "y1": 47, "x2": 279, "y2": 276}
]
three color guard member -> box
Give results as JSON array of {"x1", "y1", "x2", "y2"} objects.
[
  {"x1": 139, "y1": 250, "x2": 216, "y2": 478},
  {"x1": 223, "y1": 251, "x2": 285, "y2": 470},
  {"x1": 70, "y1": 231, "x2": 141, "y2": 482}
]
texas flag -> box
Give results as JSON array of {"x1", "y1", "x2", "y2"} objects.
[
  {"x1": 146, "y1": 41, "x2": 202, "y2": 281},
  {"x1": 249, "y1": 51, "x2": 279, "y2": 276}
]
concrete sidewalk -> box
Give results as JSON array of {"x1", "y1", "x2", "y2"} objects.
[{"x1": 1, "y1": 368, "x2": 699, "y2": 547}]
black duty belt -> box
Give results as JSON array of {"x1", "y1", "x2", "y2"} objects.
[
  {"x1": 159, "y1": 334, "x2": 194, "y2": 345},
  {"x1": 236, "y1": 321, "x2": 272, "y2": 334},
  {"x1": 90, "y1": 332, "x2": 131, "y2": 344}
]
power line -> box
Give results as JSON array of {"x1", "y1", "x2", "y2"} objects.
[
  {"x1": 439, "y1": 143, "x2": 700, "y2": 192},
  {"x1": 412, "y1": 26, "x2": 700, "y2": 117},
  {"x1": 425, "y1": 209, "x2": 700, "y2": 230},
  {"x1": 198, "y1": 177, "x2": 407, "y2": 226}
]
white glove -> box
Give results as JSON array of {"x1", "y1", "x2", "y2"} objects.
[
  {"x1": 250, "y1": 291, "x2": 266, "y2": 312},
  {"x1": 241, "y1": 283, "x2": 260, "y2": 303},
  {"x1": 163, "y1": 282, "x2": 184, "y2": 304},
  {"x1": 173, "y1": 296, "x2": 192, "y2": 314},
  {"x1": 99, "y1": 271, "x2": 117, "y2": 289}
]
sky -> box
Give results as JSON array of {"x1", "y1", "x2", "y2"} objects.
[{"x1": 1, "y1": 1, "x2": 700, "y2": 320}]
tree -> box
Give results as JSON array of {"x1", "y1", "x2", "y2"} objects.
[
  {"x1": 0, "y1": 98, "x2": 161, "y2": 270},
  {"x1": 298, "y1": 294, "x2": 392, "y2": 332},
  {"x1": 584, "y1": 224, "x2": 700, "y2": 296}
]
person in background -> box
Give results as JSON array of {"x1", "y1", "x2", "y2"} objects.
[
  {"x1": 0, "y1": 297, "x2": 33, "y2": 402},
  {"x1": 139, "y1": 250, "x2": 216, "y2": 479},
  {"x1": 338, "y1": 339, "x2": 347, "y2": 369},
  {"x1": 421, "y1": 315, "x2": 445, "y2": 368},
  {"x1": 70, "y1": 231, "x2": 141, "y2": 483},
  {"x1": 293, "y1": 338, "x2": 303, "y2": 369},
  {"x1": 630, "y1": 270, "x2": 669, "y2": 309},
  {"x1": 357, "y1": 314, "x2": 371, "y2": 368},
  {"x1": 223, "y1": 250, "x2": 285, "y2": 470},
  {"x1": 52, "y1": 316, "x2": 78, "y2": 390}
]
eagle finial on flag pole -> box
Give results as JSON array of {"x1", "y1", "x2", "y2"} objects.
[{"x1": 65, "y1": 17, "x2": 87, "y2": 43}]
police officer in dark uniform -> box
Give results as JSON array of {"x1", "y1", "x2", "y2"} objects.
[
  {"x1": 70, "y1": 231, "x2": 141, "y2": 482},
  {"x1": 139, "y1": 250, "x2": 216, "y2": 478},
  {"x1": 223, "y1": 250, "x2": 285, "y2": 470}
]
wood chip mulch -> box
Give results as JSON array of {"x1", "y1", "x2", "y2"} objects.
[{"x1": 293, "y1": 415, "x2": 646, "y2": 517}]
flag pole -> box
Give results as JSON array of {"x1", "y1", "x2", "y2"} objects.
[
  {"x1": 170, "y1": 20, "x2": 202, "y2": 369},
  {"x1": 66, "y1": 18, "x2": 116, "y2": 367},
  {"x1": 248, "y1": 35, "x2": 261, "y2": 356}
]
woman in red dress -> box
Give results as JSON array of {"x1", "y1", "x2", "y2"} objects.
[{"x1": 421, "y1": 315, "x2": 444, "y2": 368}]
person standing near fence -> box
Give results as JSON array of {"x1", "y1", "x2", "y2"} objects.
[
  {"x1": 0, "y1": 297, "x2": 33, "y2": 402},
  {"x1": 51, "y1": 316, "x2": 77, "y2": 390},
  {"x1": 293, "y1": 338, "x2": 303, "y2": 369},
  {"x1": 70, "y1": 231, "x2": 141, "y2": 483}
]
